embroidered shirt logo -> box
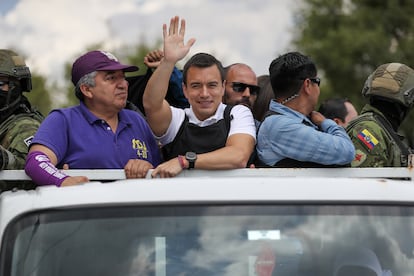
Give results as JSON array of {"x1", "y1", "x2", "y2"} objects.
[
  {"x1": 357, "y1": 129, "x2": 378, "y2": 150},
  {"x1": 132, "y1": 139, "x2": 148, "y2": 159}
]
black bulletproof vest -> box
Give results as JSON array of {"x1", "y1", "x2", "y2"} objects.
[{"x1": 162, "y1": 105, "x2": 234, "y2": 161}]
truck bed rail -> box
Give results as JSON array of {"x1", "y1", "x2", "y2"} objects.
[{"x1": 0, "y1": 167, "x2": 413, "y2": 182}]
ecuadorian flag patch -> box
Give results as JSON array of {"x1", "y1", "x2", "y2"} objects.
[{"x1": 357, "y1": 129, "x2": 378, "y2": 150}]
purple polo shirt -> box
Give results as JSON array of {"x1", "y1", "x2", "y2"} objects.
[{"x1": 32, "y1": 102, "x2": 161, "y2": 169}]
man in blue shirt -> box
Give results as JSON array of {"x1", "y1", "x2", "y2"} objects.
[
  {"x1": 25, "y1": 50, "x2": 161, "y2": 186},
  {"x1": 256, "y1": 52, "x2": 355, "y2": 167}
]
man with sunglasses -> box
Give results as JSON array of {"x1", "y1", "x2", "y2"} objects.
[
  {"x1": 256, "y1": 51, "x2": 355, "y2": 167},
  {"x1": 143, "y1": 16, "x2": 256, "y2": 177},
  {"x1": 0, "y1": 49, "x2": 43, "y2": 178},
  {"x1": 223, "y1": 63, "x2": 260, "y2": 110}
]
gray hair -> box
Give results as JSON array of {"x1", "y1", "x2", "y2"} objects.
[{"x1": 75, "y1": 71, "x2": 97, "y2": 101}]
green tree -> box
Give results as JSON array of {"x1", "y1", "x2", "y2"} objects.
[
  {"x1": 25, "y1": 73, "x2": 52, "y2": 116},
  {"x1": 293, "y1": 0, "x2": 414, "y2": 145}
]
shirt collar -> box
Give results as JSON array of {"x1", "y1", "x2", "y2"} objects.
[
  {"x1": 186, "y1": 103, "x2": 226, "y2": 127},
  {"x1": 269, "y1": 100, "x2": 316, "y2": 127},
  {"x1": 79, "y1": 101, "x2": 131, "y2": 127},
  {"x1": 79, "y1": 102, "x2": 99, "y2": 124}
]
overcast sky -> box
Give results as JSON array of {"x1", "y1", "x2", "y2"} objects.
[{"x1": 0, "y1": 0, "x2": 297, "y2": 87}]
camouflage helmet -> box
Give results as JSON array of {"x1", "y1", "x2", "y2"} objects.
[
  {"x1": 362, "y1": 63, "x2": 414, "y2": 108},
  {"x1": 0, "y1": 49, "x2": 32, "y2": 92}
]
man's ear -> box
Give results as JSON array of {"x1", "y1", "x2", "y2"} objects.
[
  {"x1": 221, "y1": 80, "x2": 226, "y2": 96},
  {"x1": 333, "y1": 117, "x2": 345, "y2": 126},
  {"x1": 182, "y1": 82, "x2": 189, "y2": 99},
  {"x1": 302, "y1": 79, "x2": 312, "y2": 95},
  {"x1": 80, "y1": 84, "x2": 93, "y2": 99}
]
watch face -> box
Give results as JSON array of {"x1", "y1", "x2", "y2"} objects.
[{"x1": 186, "y1": 152, "x2": 197, "y2": 160}]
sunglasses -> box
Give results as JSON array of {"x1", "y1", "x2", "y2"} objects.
[
  {"x1": 0, "y1": 80, "x2": 9, "y2": 87},
  {"x1": 308, "y1": 77, "x2": 321, "y2": 87},
  {"x1": 231, "y1": 82, "x2": 260, "y2": 95}
]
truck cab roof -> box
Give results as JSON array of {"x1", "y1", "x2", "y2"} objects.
[{"x1": 1, "y1": 167, "x2": 413, "y2": 276}]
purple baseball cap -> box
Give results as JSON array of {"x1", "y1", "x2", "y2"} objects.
[{"x1": 71, "y1": 50, "x2": 139, "y2": 86}]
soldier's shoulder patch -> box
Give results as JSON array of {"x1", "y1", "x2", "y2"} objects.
[
  {"x1": 23, "y1": 135, "x2": 34, "y2": 147},
  {"x1": 356, "y1": 129, "x2": 379, "y2": 151},
  {"x1": 351, "y1": 149, "x2": 367, "y2": 167}
]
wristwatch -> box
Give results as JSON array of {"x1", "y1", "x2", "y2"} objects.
[{"x1": 185, "y1": 152, "x2": 197, "y2": 169}]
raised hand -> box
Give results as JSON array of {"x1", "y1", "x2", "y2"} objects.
[
  {"x1": 162, "y1": 16, "x2": 196, "y2": 64},
  {"x1": 144, "y1": 50, "x2": 164, "y2": 69}
]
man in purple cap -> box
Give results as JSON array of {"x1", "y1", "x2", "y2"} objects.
[{"x1": 25, "y1": 50, "x2": 161, "y2": 187}]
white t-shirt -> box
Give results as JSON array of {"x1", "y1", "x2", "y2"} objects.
[{"x1": 157, "y1": 103, "x2": 256, "y2": 146}]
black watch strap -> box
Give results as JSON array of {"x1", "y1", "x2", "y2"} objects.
[{"x1": 185, "y1": 152, "x2": 197, "y2": 169}]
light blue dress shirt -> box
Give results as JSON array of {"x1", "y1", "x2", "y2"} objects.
[{"x1": 256, "y1": 100, "x2": 355, "y2": 166}]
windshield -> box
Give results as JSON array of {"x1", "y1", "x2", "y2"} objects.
[{"x1": 1, "y1": 204, "x2": 413, "y2": 276}]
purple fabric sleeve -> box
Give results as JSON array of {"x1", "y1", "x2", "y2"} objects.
[{"x1": 25, "y1": 151, "x2": 69, "y2": 187}]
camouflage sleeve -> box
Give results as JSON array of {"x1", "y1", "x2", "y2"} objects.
[
  {"x1": 0, "y1": 116, "x2": 41, "y2": 170},
  {"x1": 346, "y1": 120, "x2": 392, "y2": 167}
]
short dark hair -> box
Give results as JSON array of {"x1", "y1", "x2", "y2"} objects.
[
  {"x1": 318, "y1": 98, "x2": 349, "y2": 122},
  {"x1": 268, "y1": 52, "x2": 317, "y2": 98},
  {"x1": 182, "y1": 53, "x2": 224, "y2": 85}
]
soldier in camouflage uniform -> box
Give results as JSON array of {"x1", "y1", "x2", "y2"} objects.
[
  {"x1": 346, "y1": 63, "x2": 414, "y2": 167},
  {"x1": 0, "y1": 50, "x2": 43, "y2": 190}
]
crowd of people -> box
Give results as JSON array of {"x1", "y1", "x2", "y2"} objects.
[{"x1": 1, "y1": 16, "x2": 413, "y2": 188}]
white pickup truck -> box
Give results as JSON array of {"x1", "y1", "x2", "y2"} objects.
[{"x1": 0, "y1": 167, "x2": 413, "y2": 276}]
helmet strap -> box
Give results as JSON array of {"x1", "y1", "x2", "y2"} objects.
[
  {"x1": 371, "y1": 97, "x2": 407, "y2": 130},
  {"x1": 0, "y1": 81, "x2": 22, "y2": 115}
]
